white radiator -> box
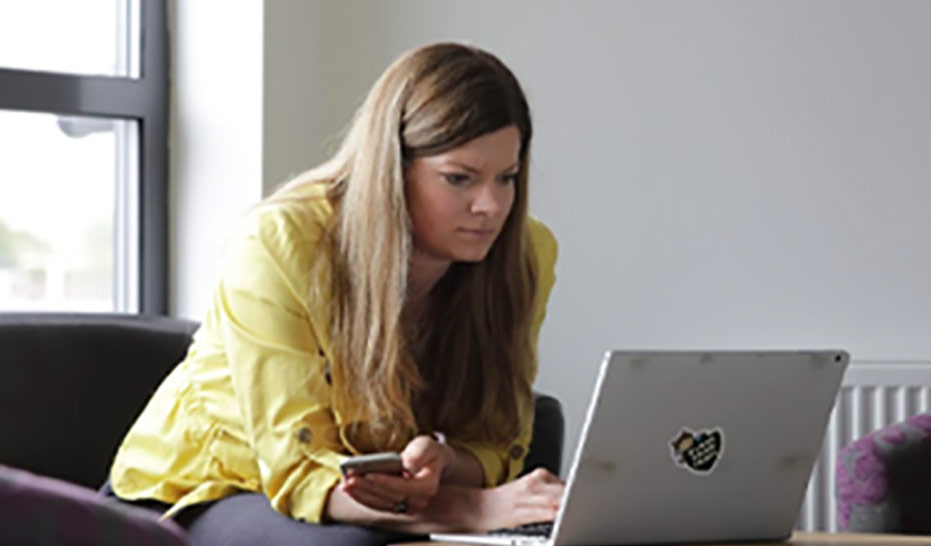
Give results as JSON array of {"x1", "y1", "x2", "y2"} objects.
[{"x1": 797, "y1": 361, "x2": 931, "y2": 532}]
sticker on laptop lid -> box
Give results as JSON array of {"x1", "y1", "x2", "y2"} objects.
[{"x1": 670, "y1": 427, "x2": 724, "y2": 475}]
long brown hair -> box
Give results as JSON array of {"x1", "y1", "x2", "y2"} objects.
[{"x1": 273, "y1": 42, "x2": 537, "y2": 451}]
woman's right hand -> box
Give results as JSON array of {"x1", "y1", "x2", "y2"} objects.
[
  {"x1": 476, "y1": 467, "x2": 565, "y2": 531},
  {"x1": 339, "y1": 435, "x2": 453, "y2": 515}
]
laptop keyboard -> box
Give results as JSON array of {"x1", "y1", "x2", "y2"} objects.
[{"x1": 489, "y1": 521, "x2": 554, "y2": 538}]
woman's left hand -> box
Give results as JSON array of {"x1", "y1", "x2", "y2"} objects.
[{"x1": 340, "y1": 434, "x2": 455, "y2": 515}]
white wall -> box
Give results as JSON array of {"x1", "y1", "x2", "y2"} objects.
[
  {"x1": 173, "y1": 0, "x2": 931, "y2": 471},
  {"x1": 263, "y1": 1, "x2": 359, "y2": 192},
  {"x1": 169, "y1": 0, "x2": 264, "y2": 319}
]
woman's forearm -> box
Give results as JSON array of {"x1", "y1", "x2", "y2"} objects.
[
  {"x1": 442, "y1": 445, "x2": 486, "y2": 487},
  {"x1": 325, "y1": 483, "x2": 485, "y2": 534}
]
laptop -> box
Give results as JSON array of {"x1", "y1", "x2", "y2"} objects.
[{"x1": 431, "y1": 350, "x2": 849, "y2": 545}]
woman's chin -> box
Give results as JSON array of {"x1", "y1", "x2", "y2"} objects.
[{"x1": 453, "y1": 248, "x2": 493, "y2": 263}]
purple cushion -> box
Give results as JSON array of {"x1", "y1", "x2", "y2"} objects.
[
  {"x1": 0, "y1": 463, "x2": 188, "y2": 546},
  {"x1": 836, "y1": 413, "x2": 931, "y2": 531}
]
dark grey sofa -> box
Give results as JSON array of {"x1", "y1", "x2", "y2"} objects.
[
  {"x1": 0, "y1": 313, "x2": 199, "y2": 489},
  {"x1": 0, "y1": 313, "x2": 197, "y2": 545},
  {"x1": 0, "y1": 312, "x2": 564, "y2": 542}
]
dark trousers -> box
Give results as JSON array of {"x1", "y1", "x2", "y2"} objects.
[{"x1": 99, "y1": 481, "x2": 424, "y2": 546}]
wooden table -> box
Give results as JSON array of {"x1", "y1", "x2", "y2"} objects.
[{"x1": 409, "y1": 531, "x2": 931, "y2": 545}]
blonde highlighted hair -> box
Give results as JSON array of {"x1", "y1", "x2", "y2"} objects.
[{"x1": 273, "y1": 42, "x2": 537, "y2": 451}]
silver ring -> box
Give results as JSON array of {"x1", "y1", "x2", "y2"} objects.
[{"x1": 394, "y1": 498, "x2": 408, "y2": 514}]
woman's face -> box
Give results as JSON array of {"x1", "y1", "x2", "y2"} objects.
[{"x1": 405, "y1": 125, "x2": 520, "y2": 264}]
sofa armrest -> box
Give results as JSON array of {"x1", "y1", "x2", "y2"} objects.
[
  {"x1": 836, "y1": 413, "x2": 931, "y2": 534},
  {"x1": 522, "y1": 392, "x2": 565, "y2": 477},
  {"x1": 0, "y1": 312, "x2": 197, "y2": 488}
]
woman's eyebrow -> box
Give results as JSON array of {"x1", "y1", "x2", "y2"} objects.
[
  {"x1": 445, "y1": 160, "x2": 480, "y2": 173},
  {"x1": 445, "y1": 160, "x2": 520, "y2": 173}
]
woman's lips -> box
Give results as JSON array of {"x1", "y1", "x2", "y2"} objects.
[{"x1": 458, "y1": 228, "x2": 496, "y2": 239}]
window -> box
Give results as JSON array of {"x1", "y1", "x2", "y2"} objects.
[{"x1": 0, "y1": 0, "x2": 167, "y2": 314}]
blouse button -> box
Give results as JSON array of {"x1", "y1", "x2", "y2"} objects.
[
  {"x1": 297, "y1": 427, "x2": 313, "y2": 444},
  {"x1": 509, "y1": 444, "x2": 525, "y2": 460}
]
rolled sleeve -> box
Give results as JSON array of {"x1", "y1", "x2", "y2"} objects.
[
  {"x1": 450, "y1": 434, "x2": 532, "y2": 487},
  {"x1": 216, "y1": 206, "x2": 344, "y2": 523},
  {"x1": 448, "y1": 441, "x2": 506, "y2": 488}
]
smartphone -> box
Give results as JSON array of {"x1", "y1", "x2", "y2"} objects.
[{"x1": 339, "y1": 452, "x2": 404, "y2": 477}]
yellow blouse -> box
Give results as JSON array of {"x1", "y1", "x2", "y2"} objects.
[{"x1": 109, "y1": 185, "x2": 558, "y2": 523}]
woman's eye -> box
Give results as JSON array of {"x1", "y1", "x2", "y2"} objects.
[
  {"x1": 442, "y1": 173, "x2": 470, "y2": 186},
  {"x1": 500, "y1": 173, "x2": 519, "y2": 184}
]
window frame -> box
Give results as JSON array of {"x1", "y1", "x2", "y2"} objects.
[{"x1": 0, "y1": 0, "x2": 169, "y2": 314}]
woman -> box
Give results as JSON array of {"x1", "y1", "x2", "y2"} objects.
[{"x1": 105, "y1": 41, "x2": 564, "y2": 545}]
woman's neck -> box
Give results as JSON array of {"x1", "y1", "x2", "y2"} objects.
[{"x1": 407, "y1": 249, "x2": 451, "y2": 313}]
